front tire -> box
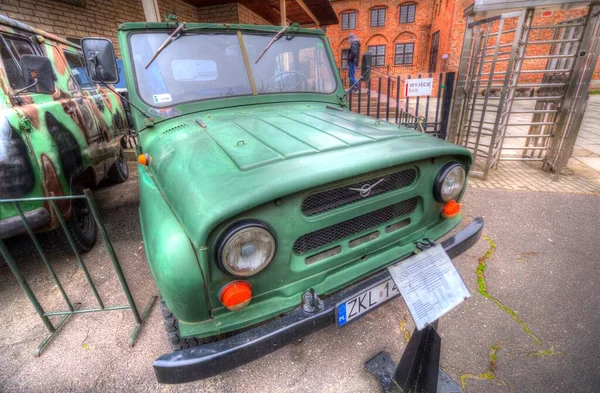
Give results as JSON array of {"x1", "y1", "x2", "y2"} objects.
[
  {"x1": 160, "y1": 299, "x2": 211, "y2": 351},
  {"x1": 107, "y1": 148, "x2": 129, "y2": 183},
  {"x1": 49, "y1": 194, "x2": 97, "y2": 253},
  {"x1": 68, "y1": 196, "x2": 97, "y2": 252}
]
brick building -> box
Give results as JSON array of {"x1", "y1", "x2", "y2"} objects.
[
  {"x1": 328, "y1": 0, "x2": 424, "y2": 73},
  {"x1": 327, "y1": 0, "x2": 600, "y2": 80},
  {"x1": 0, "y1": 0, "x2": 337, "y2": 55},
  {"x1": 1, "y1": 0, "x2": 598, "y2": 80}
]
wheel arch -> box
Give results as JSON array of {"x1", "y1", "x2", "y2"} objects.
[{"x1": 138, "y1": 164, "x2": 210, "y2": 324}]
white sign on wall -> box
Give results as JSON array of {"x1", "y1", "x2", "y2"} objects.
[{"x1": 405, "y1": 78, "x2": 434, "y2": 97}]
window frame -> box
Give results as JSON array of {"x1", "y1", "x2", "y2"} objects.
[
  {"x1": 429, "y1": 31, "x2": 440, "y2": 72},
  {"x1": 370, "y1": 8, "x2": 386, "y2": 27},
  {"x1": 341, "y1": 11, "x2": 357, "y2": 30},
  {"x1": 341, "y1": 49, "x2": 349, "y2": 69},
  {"x1": 367, "y1": 45, "x2": 386, "y2": 67},
  {"x1": 394, "y1": 42, "x2": 414, "y2": 65},
  {"x1": 63, "y1": 50, "x2": 96, "y2": 91},
  {"x1": 399, "y1": 4, "x2": 417, "y2": 24},
  {"x1": 0, "y1": 34, "x2": 41, "y2": 91},
  {"x1": 127, "y1": 31, "x2": 339, "y2": 108}
]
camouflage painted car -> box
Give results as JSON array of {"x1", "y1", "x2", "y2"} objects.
[
  {"x1": 81, "y1": 22, "x2": 483, "y2": 383},
  {"x1": 0, "y1": 15, "x2": 129, "y2": 251}
]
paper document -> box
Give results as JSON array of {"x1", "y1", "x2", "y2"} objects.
[{"x1": 388, "y1": 244, "x2": 470, "y2": 330}]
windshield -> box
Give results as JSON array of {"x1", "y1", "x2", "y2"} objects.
[{"x1": 129, "y1": 31, "x2": 337, "y2": 107}]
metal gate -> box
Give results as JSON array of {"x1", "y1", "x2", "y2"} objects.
[
  {"x1": 0, "y1": 191, "x2": 156, "y2": 356},
  {"x1": 450, "y1": 1, "x2": 600, "y2": 179},
  {"x1": 342, "y1": 70, "x2": 456, "y2": 139}
]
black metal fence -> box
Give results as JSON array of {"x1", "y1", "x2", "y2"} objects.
[{"x1": 339, "y1": 69, "x2": 456, "y2": 140}]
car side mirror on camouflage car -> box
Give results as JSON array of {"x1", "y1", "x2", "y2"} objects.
[
  {"x1": 81, "y1": 37, "x2": 120, "y2": 84},
  {"x1": 16, "y1": 55, "x2": 55, "y2": 95}
]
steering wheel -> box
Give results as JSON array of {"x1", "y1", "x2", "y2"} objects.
[{"x1": 265, "y1": 71, "x2": 309, "y2": 92}]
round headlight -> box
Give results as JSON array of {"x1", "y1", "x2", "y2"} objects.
[
  {"x1": 434, "y1": 162, "x2": 466, "y2": 202},
  {"x1": 217, "y1": 221, "x2": 276, "y2": 277}
]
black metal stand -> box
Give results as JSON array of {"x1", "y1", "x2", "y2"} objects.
[{"x1": 364, "y1": 323, "x2": 461, "y2": 393}]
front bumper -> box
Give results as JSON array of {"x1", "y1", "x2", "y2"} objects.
[
  {"x1": 154, "y1": 217, "x2": 484, "y2": 384},
  {"x1": 0, "y1": 207, "x2": 50, "y2": 239}
]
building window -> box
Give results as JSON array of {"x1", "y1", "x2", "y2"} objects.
[
  {"x1": 0, "y1": 35, "x2": 37, "y2": 90},
  {"x1": 370, "y1": 8, "x2": 386, "y2": 27},
  {"x1": 395, "y1": 43, "x2": 414, "y2": 65},
  {"x1": 429, "y1": 31, "x2": 440, "y2": 72},
  {"x1": 341, "y1": 11, "x2": 357, "y2": 30},
  {"x1": 399, "y1": 4, "x2": 416, "y2": 24},
  {"x1": 368, "y1": 45, "x2": 386, "y2": 66},
  {"x1": 341, "y1": 49, "x2": 349, "y2": 68}
]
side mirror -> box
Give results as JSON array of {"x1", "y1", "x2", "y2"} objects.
[
  {"x1": 18, "y1": 55, "x2": 55, "y2": 94},
  {"x1": 361, "y1": 53, "x2": 372, "y2": 84},
  {"x1": 81, "y1": 37, "x2": 119, "y2": 84}
]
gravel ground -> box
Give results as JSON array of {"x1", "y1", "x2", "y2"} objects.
[{"x1": 1, "y1": 163, "x2": 599, "y2": 392}]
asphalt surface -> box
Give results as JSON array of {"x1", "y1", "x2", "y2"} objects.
[{"x1": 1, "y1": 163, "x2": 599, "y2": 392}]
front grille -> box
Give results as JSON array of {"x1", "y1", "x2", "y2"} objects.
[
  {"x1": 301, "y1": 168, "x2": 417, "y2": 216},
  {"x1": 293, "y1": 198, "x2": 418, "y2": 255}
]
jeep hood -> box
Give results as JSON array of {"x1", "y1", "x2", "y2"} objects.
[{"x1": 141, "y1": 103, "x2": 471, "y2": 245}]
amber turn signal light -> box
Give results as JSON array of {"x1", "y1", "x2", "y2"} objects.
[
  {"x1": 441, "y1": 200, "x2": 461, "y2": 219},
  {"x1": 219, "y1": 280, "x2": 252, "y2": 311},
  {"x1": 137, "y1": 153, "x2": 152, "y2": 166}
]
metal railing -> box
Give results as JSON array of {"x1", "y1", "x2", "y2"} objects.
[
  {"x1": 450, "y1": 3, "x2": 600, "y2": 180},
  {"x1": 342, "y1": 72, "x2": 456, "y2": 139},
  {"x1": 0, "y1": 190, "x2": 156, "y2": 356}
]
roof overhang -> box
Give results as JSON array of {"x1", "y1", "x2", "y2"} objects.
[{"x1": 183, "y1": 0, "x2": 338, "y2": 26}]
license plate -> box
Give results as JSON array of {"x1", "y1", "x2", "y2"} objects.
[{"x1": 336, "y1": 278, "x2": 400, "y2": 327}]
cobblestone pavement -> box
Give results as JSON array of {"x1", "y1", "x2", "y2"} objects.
[
  {"x1": 468, "y1": 159, "x2": 600, "y2": 194},
  {"x1": 467, "y1": 95, "x2": 600, "y2": 194}
]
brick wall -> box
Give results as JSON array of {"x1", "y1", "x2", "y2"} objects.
[
  {"x1": 0, "y1": 0, "x2": 148, "y2": 56},
  {"x1": 0, "y1": 0, "x2": 271, "y2": 57},
  {"x1": 439, "y1": 2, "x2": 600, "y2": 81},
  {"x1": 195, "y1": 3, "x2": 270, "y2": 25},
  {"x1": 0, "y1": 0, "x2": 204, "y2": 56},
  {"x1": 196, "y1": 2, "x2": 239, "y2": 23},
  {"x1": 328, "y1": 0, "x2": 436, "y2": 76},
  {"x1": 328, "y1": 0, "x2": 600, "y2": 83},
  {"x1": 237, "y1": 3, "x2": 270, "y2": 25},
  {"x1": 429, "y1": 0, "x2": 458, "y2": 72},
  {"x1": 158, "y1": 0, "x2": 199, "y2": 23}
]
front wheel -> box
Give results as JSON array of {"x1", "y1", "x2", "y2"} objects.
[
  {"x1": 49, "y1": 195, "x2": 97, "y2": 253},
  {"x1": 160, "y1": 299, "x2": 212, "y2": 351},
  {"x1": 107, "y1": 148, "x2": 129, "y2": 183},
  {"x1": 68, "y1": 196, "x2": 97, "y2": 252}
]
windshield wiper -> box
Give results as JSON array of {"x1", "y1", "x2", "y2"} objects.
[
  {"x1": 254, "y1": 25, "x2": 288, "y2": 64},
  {"x1": 145, "y1": 23, "x2": 186, "y2": 69}
]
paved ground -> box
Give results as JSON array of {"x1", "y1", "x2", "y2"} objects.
[
  {"x1": 573, "y1": 94, "x2": 600, "y2": 172},
  {"x1": 1, "y1": 163, "x2": 599, "y2": 392},
  {"x1": 467, "y1": 159, "x2": 600, "y2": 194}
]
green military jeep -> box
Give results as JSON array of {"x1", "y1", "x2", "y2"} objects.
[
  {"x1": 0, "y1": 15, "x2": 129, "y2": 251},
  {"x1": 81, "y1": 22, "x2": 483, "y2": 383}
]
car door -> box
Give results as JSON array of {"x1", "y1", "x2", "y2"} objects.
[
  {"x1": 62, "y1": 49, "x2": 108, "y2": 180},
  {"x1": 0, "y1": 33, "x2": 41, "y2": 199}
]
